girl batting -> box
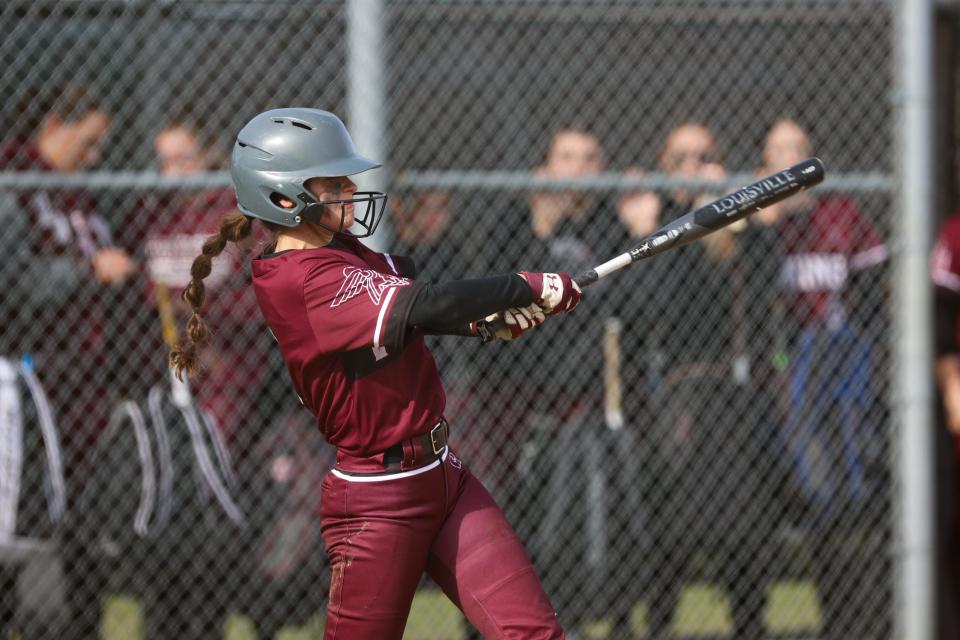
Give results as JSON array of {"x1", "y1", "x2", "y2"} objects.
[{"x1": 170, "y1": 108, "x2": 579, "y2": 639}]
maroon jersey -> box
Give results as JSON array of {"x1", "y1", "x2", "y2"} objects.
[
  {"x1": 138, "y1": 190, "x2": 242, "y2": 296},
  {"x1": 252, "y1": 233, "x2": 445, "y2": 458},
  {"x1": 777, "y1": 196, "x2": 886, "y2": 327}
]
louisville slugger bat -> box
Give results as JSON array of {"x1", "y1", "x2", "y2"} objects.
[{"x1": 476, "y1": 157, "x2": 825, "y2": 339}]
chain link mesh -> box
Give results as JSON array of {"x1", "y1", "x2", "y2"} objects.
[{"x1": 0, "y1": 1, "x2": 897, "y2": 638}]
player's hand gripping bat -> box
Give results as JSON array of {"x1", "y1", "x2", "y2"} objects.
[{"x1": 475, "y1": 157, "x2": 825, "y2": 340}]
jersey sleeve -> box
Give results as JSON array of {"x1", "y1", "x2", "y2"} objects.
[{"x1": 303, "y1": 259, "x2": 422, "y2": 356}]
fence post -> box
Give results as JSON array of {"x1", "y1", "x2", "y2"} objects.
[
  {"x1": 347, "y1": 0, "x2": 391, "y2": 252},
  {"x1": 895, "y1": 0, "x2": 935, "y2": 637}
]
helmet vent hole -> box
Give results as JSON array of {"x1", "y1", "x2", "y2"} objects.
[
  {"x1": 269, "y1": 192, "x2": 294, "y2": 209},
  {"x1": 291, "y1": 121, "x2": 313, "y2": 130},
  {"x1": 273, "y1": 119, "x2": 284, "y2": 124}
]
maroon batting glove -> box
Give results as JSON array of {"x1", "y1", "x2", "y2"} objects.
[{"x1": 518, "y1": 271, "x2": 582, "y2": 315}]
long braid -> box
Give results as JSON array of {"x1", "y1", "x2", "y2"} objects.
[{"x1": 170, "y1": 212, "x2": 254, "y2": 379}]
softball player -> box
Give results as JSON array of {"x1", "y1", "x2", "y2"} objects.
[{"x1": 170, "y1": 108, "x2": 579, "y2": 639}]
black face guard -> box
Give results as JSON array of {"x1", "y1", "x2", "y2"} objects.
[{"x1": 297, "y1": 191, "x2": 388, "y2": 238}]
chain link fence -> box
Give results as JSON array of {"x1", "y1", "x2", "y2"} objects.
[{"x1": 0, "y1": 1, "x2": 903, "y2": 638}]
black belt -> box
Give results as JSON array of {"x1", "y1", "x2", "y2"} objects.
[{"x1": 383, "y1": 418, "x2": 449, "y2": 469}]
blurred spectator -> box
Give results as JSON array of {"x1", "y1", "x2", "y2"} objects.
[
  {"x1": 639, "y1": 121, "x2": 784, "y2": 640},
  {"x1": 931, "y1": 213, "x2": 960, "y2": 640},
  {"x1": 118, "y1": 115, "x2": 268, "y2": 444},
  {"x1": 0, "y1": 82, "x2": 134, "y2": 485},
  {"x1": 0, "y1": 83, "x2": 133, "y2": 637},
  {"x1": 759, "y1": 117, "x2": 890, "y2": 639},
  {"x1": 119, "y1": 116, "x2": 270, "y2": 638},
  {"x1": 155, "y1": 120, "x2": 223, "y2": 177},
  {"x1": 527, "y1": 126, "x2": 606, "y2": 241},
  {"x1": 481, "y1": 124, "x2": 642, "y2": 637},
  {"x1": 64, "y1": 115, "x2": 269, "y2": 639},
  {"x1": 616, "y1": 122, "x2": 725, "y2": 240}
]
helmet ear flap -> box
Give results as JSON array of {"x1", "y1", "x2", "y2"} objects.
[
  {"x1": 265, "y1": 187, "x2": 335, "y2": 229},
  {"x1": 244, "y1": 185, "x2": 303, "y2": 227}
]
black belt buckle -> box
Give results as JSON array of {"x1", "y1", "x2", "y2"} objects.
[{"x1": 429, "y1": 419, "x2": 447, "y2": 455}]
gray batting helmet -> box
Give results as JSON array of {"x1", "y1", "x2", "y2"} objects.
[{"x1": 230, "y1": 108, "x2": 386, "y2": 235}]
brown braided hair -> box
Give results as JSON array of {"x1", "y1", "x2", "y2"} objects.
[{"x1": 169, "y1": 211, "x2": 255, "y2": 380}]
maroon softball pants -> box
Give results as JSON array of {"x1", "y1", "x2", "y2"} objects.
[{"x1": 319, "y1": 448, "x2": 565, "y2": 639}]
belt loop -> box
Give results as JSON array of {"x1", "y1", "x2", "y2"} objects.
[{"x1": 401, "y1": 440, "x2": 417, "y2": 470}]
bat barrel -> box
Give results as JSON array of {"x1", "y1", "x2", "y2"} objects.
[
  {"x1": 630, "y1": 157, "x2": 826, "y2": 262},
  {"x1": 693, "y1": 156, "x2": 824, "y2": 232}
]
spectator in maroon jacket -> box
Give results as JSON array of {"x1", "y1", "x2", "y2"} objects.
[
  {"x1": 760, "y1": 117, "x2": 890, "y2": 639},
  {"x1": 0, "y1": 82, "x2": 135, "y2": 492},
  {"x1": 115, "y1": 115, "x2": 278, "y2": 640},
  {"x1": 0, "y1": 82, "x2": 135, "y2": 638},
  {"x1": 118, "y1": 115, "x2": 269, "y2": 444}
]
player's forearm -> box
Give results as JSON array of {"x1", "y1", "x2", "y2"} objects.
[
  {"x1": 419, "y1": 323, "x2": 475, "y2": 337},
  {"x1": 408, "y1": 274, "x2": 533, "y2": 329}
]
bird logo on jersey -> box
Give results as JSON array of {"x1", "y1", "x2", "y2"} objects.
[{"x1": 330, "y1": 267, "x2": 411, "y2": 308}]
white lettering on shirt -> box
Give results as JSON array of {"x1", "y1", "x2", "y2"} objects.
[
  {"x1": 780, "y1": 253, "x2": 849, "y2": 292},
  {"x1": 330, "y1": 267, "x2": 411, "y2": 308}
]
